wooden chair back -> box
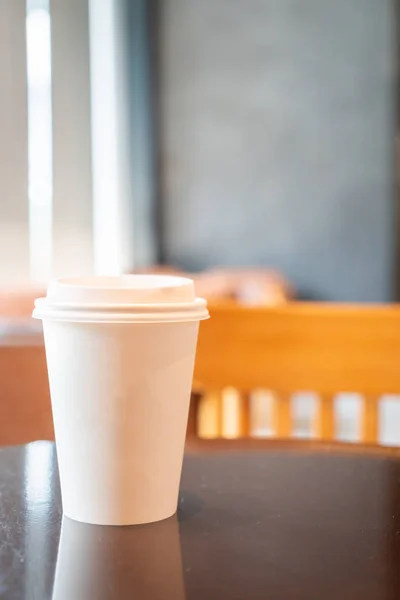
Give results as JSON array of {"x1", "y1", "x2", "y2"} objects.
[
  {"x1": 191, "y1": 303, "x2": 400, "y2": 445},
  {"x1": 0, "y1": 287, "x2": 53, "y2": 445},
  {"x1": 0, "y1": 344, "x2": 53, "y2": 445}
]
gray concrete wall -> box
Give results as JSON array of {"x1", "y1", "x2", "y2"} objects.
[{"x1": 159, "y1": 0, "x2": 397, "y2": 301}]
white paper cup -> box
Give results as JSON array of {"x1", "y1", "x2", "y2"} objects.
[{"x1": 33, "y1": 276, "x2": 208, "y2": 525}]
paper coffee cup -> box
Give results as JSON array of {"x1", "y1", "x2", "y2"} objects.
[{"x1": 33, "y1": 276, "x2": 208, "y2": 525}]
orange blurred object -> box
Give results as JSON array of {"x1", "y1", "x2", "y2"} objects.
[
  {"x1": 133, "y1": 266, "x2": 293, "y2": 305},
  {"x1": 0, "y1": 286, "x2": 53, "y2": 446},
  {"x1": 0, "y1": 286, "x2": 46, "y2": 317},
  {"x1": 194, "y1": 268, "x2": 293, "y2": 305}
]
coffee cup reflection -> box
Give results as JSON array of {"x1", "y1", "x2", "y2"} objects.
[{"x1": 52, "y1": 515, "x2": 185, "y2": 600}]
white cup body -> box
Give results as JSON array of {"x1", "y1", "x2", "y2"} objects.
[{"x1": 43, "y1": 319, "x2": 199, "y2": 525}]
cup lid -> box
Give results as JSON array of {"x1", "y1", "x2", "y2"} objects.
[{"x1": 33, "y1": 276, "x2": 209, "y2": 323}]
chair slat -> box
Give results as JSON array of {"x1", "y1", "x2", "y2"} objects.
[
  {"x1": 238, "y1": 392, "x2": 252, "y2": 436},
  {"x1": 186, "y1": 393, "x2": 200, "y2": 443},
  {"x1": 198, "y1": 390, "x2": 223, "y2": 438},
  {"x1": 362, "y1": 395, "x2": 379, "y2": 444},
  {"x1": 221, "y1": 387, "x2": 241, "y2": 438},
  {"x1": 315, "y1": 394, "x2": 335, "y2": 441},
  {"x1": 273, "y1": 393, "x2": 292, "y2": 438}
]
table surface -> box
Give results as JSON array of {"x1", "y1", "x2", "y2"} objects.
[{"x1": 1, "y1": 441, "x2": 400, "y2": 600}]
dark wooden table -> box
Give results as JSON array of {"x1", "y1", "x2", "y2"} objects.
[{"x1": 1, "y1": 441, "x2": 400, "y2": 599}]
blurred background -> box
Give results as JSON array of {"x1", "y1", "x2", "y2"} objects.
[
  {"x1": 0, "y1": 0, "x2": 399, "y2": 446},
  {"x1": 0, "y1": 0, "x2": 398, "y2": 301}
]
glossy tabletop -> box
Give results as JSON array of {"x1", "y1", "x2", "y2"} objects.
[{"x1": 1, "y1": 441, "x2": 400, "y2": 599}]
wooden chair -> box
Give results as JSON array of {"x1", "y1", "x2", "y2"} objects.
[
  {"x1": 0, "y1": 287, "x2": 53, "y2": 445},
  {"x1": 0, "y1": 344, "x2": 53, "y2": 445},
  {"x1": 189, "y1": 302, "x2": 400, "y2": 448}
]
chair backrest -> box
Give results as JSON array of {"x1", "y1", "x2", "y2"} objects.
[
  {"x1": 0, "y1": 344, "x2": 53, "y2": 445},
  {"x1": 192, "y1": 302, "x2": 400, "y2": 445},
  {"x1": 0, "y1": 287, "x2": 53, "y2": 445}
]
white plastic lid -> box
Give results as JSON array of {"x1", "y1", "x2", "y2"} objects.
[{"x1": 33, "y1": 276, "x2": 209, "y2": 323}]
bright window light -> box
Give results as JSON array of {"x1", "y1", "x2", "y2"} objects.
[{"x1": 26, "y1": 3, "x2": 53, "y2": 283}]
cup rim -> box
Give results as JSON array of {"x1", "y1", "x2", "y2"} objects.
[
  {"x1": 32, "y1": 275, "x2": 209, "y2": 323},
  {"x1": 32, "y1": 297, "x2": 209, "y2": 323}
]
